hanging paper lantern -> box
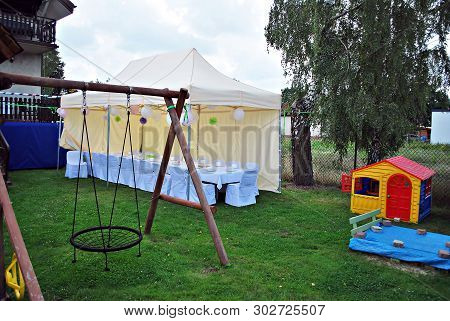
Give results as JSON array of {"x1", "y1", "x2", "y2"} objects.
[
  {"x1": 130, "y1": 105, "x2": 140, "y2": 115},
  {"x1": 110, "y1": 106, "x2": 119, "y2": 116},
  {"x1": 209, "y1": 116, "x2": 217, "y2": 125},
  {"x1": 114, "y1": 115, "x2": 121, "y2": 122},
  {"x1": 166, "y1": 113, "x2": 172, "y2": 125},
  {"x1": 233, "y1": 108, "x2": 245, "y2": 121},
  {"x1": 56, "y1": 108, "x2": 67, "y2": 118},
  {"x1": 140, "y1": 117, "x2": 147, "y2": 125},
  {"x1": 141, "y1": 106, "x2": 152, "y2": 118}
]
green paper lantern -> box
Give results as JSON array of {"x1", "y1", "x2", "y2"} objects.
[{"x1": 209, "y1": 116, "x2": 217, "y2": 125}]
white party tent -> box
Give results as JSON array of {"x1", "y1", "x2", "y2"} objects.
[{"x1": 60, "y1": 48, "x2": 281, "y2": 192}]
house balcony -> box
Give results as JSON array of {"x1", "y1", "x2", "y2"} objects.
[{"x1": 0, "y1": 11, "x2": 57, "y2": 54}]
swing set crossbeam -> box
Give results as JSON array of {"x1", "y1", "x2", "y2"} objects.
[
  {"x1": 0, "y1": 71, "x2": 187, "y2": 99},
  {"x1": 159, "y1": 193, "x2": 218, "y2": 215},
  {"x1": 0, "y1": 72, "x2": 229, "y2": 271}
]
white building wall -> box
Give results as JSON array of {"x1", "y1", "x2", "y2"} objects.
[
  {"x1": 0, "y1": 52, "x2": 42, "y2": 95},
  {"x1": 431, "y1": 111, "x2": 450, "y2": 144}
]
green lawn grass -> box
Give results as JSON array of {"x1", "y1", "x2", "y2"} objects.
[{"x1": 3, "y1": 169, "x2": 450, "y2": 301}]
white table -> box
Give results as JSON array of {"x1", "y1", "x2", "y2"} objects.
[{"x1": 94, "y1": 153, "x2": 245, "y2": 190}]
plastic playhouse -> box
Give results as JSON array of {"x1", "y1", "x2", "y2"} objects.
[{"x1": 349, "y1": 156, "x2": 435, "y2": 223}]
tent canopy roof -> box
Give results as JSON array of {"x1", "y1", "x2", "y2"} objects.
[{"x1": 61, "y1": 48, "x2": 281, "y2": 110}]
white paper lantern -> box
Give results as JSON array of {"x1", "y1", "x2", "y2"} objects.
[
  {"x1": 166, "y1": 113, "x2": 172, "y2": 125},
  {"x1": 233, "y1": 108, "x2": 245, "y2": 121},
  {"x1": 141, "y1": 106, "x2": 152, "y2": 118},
  {"x1": 56, "y1": 108, "x2": 67, "y2": 118}
]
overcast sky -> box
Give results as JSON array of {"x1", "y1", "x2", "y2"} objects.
[{"x1": 56, "y1": 0, "x2": 286, "y2": 94}]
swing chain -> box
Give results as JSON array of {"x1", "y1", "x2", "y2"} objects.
[
  {"x1": 82, "y1": 90, "x2": 87, "y2": 114},
  {"x1": 126, "y1": 93, "x2": 131, "y2": 113}
]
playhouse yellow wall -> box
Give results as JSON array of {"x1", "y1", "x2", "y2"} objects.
[{"x1": 350, "y1": 163, "x2": 422, "y2": 223}]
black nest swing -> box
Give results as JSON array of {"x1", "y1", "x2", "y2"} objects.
[{"x1": 70, "y1": 92, "x2": 142, "y2": 271}]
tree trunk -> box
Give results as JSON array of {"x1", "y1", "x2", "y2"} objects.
[
  {"x1": 291, "y1": 98, "x2": 314, "y2": 186},
  {"x1": 367, "y1": 134, "x2": 382, "y2": 165}
]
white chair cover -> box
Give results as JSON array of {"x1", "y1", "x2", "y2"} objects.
[
  {"x1": 83, "y1": 151, "x2": 93, "y2": 176},
  {"x1": 225, "y1": 167, "x2": 259, "y2": 207},
  {"x1": 168, "y1": 166, "x2": 215, "y2": 205},
  {"x1": 189, "y1": 179, "x2": 216, "y2": 205},
  {"x1": 65, "y1": 151, "x2": 88, "y2": 179}
]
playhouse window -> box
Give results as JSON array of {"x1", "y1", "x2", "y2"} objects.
[
  {"x1": 354, "y1": 177, "x2": 379, "y2": 197},
  {"x1": 425, "y1": 178, "x2": 432, "y2": 197}
]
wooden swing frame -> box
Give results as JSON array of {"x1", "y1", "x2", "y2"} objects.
[{"x1": 0, "y1": 71, "x2": 229, "y2": 266}]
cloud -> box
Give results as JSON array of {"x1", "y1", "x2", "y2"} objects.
[{"x1": 56, "y1": 0, "x2": 286, "y2": 92}]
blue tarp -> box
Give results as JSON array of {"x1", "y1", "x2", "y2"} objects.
[
  {"x1": 349, "y1": 225, "x2": 450, "y2": 270},
  {"x1": 0, "y1": 122, "x2": 67, "y2": 170}
]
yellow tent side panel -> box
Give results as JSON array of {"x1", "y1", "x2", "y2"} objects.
[{"x1": 350, "y1": 162, "x2": 421, "y2": 223}]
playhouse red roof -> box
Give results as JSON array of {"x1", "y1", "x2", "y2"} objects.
[
  {"x1": 385, "y1": 156, "x2": 435, "y2": 180},
  {"x1": 352, "y1": 156, "x2": 435, "y2": 180}
]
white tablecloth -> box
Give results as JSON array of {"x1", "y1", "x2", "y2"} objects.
[
  {"x1": 87, "y1": 153, "x2": 245, "y2": 190},
  {"x1": 195, "y1": 167, "x2": 244, "y2": 189}
]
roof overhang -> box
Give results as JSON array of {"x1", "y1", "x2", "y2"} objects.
[{"x1": 0, "y1": 24, "x2": 23, "y2": 63}]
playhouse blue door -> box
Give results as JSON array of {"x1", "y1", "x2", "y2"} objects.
[{"x1": 386, "y1": 174, "x2": 412, "y2": 221}]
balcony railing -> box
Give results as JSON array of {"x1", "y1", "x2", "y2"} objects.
[
  {"x1": 0, "y1": 95, "x2": 61, "y2": 122},
  {"x1": 0, "y1": 11, "x2": 56, "y2": 44}
]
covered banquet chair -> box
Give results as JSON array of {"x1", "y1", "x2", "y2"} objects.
[
  {"x1": 65, "y1": 151, "x2": 88, "y2": 179},
  {"x1": 168, "y1": 166, "x2": 216, "y2": 205},
  {"x1": 225, "y1": 163, "x2": 259, "y2": 207}
]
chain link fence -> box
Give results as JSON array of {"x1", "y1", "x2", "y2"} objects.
[{"x1": 281, "y1": 135, "x2": 449, "y2": 206}]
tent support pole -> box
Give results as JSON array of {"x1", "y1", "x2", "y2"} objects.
[
  {"x1": 187, "y1": 124, "x2": 191, "y2": 200},
  {"x1": 144, "y1": 90, "x2": 229, "y2": 266},
  {"x1": 196, "y1": 106, "x2": 200, "y2": 159},
  {"x1": 106, "y1": 108, "x2": 110, "y2": 187},
  {"x1": 56, "y1": 115, "x2": 62, "y2": 170}
]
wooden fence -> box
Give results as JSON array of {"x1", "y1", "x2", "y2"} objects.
[{"x1": 0, "y1": 95, "x2": 60, "y2": 122}]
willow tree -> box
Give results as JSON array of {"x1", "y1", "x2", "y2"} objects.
[{"x1": 266, "y1": 0, "x2": 449, "y2": 164}]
